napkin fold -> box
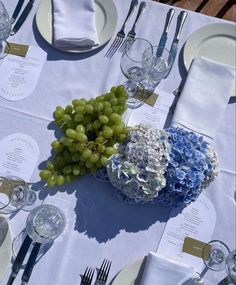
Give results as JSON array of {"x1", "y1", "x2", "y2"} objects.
[
  {"x1": 140, "y1": 252, "x2": 195, "y2": 285},
  {"x1": 171, "y1": 56, "x2": 235, "y2": 141},
  {"x1": 52, "y1": 0, "x2": 98, "y2": 48}
]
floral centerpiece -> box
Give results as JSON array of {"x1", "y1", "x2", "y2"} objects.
[{"x1": 97, "y1": 124, "x2": 219, "y2": 207}]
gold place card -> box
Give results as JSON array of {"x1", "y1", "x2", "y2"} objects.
[
  {"x1": 133, "y1": 87, "x2": 159, "y2": 107},
  {"x1": 182, "y1": 237, "x2": 211, "y2": 260},
  {"x1": 5, "y1": 42, "x2": 29, "y2": 57}
]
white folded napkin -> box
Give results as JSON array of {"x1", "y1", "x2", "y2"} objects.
[
  {"x1": 52, "y1": 0, "x2": 98, "y2": 48},
  {"x1": 140, "y1": 252, "x2": 195, "y2": 285},
  {"x1": 171, "y1": 56, "x2": 235, "y2": 141}
]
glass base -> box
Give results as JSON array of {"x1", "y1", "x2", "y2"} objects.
[
  {"x1": 0, "y1": 40, "x2": 10, "y2": 59},
  {"x1": 123, "y1": 81, "x2": 146, "y2": 109}
]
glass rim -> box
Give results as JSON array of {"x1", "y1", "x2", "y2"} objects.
[
  {"x1": 123, "y1": 37, "x2": 153, "y2": 64},
  {"x1": 149, "y1": 45, "x2": 174, "y2": 65}
]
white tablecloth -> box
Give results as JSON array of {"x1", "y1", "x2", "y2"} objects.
[{"x1": 0, "y1": 1, "x2": 235, "y2": 284}]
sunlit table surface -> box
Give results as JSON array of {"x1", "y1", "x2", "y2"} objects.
[{"x1": 0, "y1": 0, "x2": 235, "y2": 284}]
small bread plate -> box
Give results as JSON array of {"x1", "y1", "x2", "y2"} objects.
[
  {"x1": 112, "y1": 257, "x2": 146, "y2": 285},
  {"x1": 35, "y1": 0, "x2": 118, "y2": 53},
  {"x1": 0, "y1": 215, "x2": 12, "y2": 282}
]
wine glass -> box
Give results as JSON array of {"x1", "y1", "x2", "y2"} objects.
[
  {"x1": 120, "y1": 37, "x2": 153, "y2": 107},
  {"x1": 0, "y1": 176, "x2": 30, "y2": 216},
  {"x1": 0, "y1": 1, "x2": 11, "y2": 59},
  {"x1": 226, "y1": 250, "x2": 236, "y2": 284},
  {"x1": 140, "y1": 46, "x2": 173, "y2": 93}
]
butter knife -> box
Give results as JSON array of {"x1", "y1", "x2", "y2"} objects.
[
  {"x1": 156, "y1": 8, "x2": 175, "y2": 57},
  {"x1": 21, "y1": 242, "x2": 41, "y2": 285},
  {"x1": 7, "y1": 234, "x2": 32, "y2": 285},
  {"x1": 11, "y1": 0, "x2": 35, "y2": 35},
  {"x1": 169, "y1": 11, "x2": 188, "y2": 64},
  {"x1": 10, "y1": 0, "x2": 25, "y2": 24}
]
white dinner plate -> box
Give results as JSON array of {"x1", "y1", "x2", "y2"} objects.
[
  {"x1": 0, "y1": 215, "x2": 12, "y2": 282},
  {"x1": 112, "y1": 257, "x2": 146, "y2": 285},
  {"x1": 183, "y1": 23, "x2": 236, "y2": 96},
  {"x1": 35, "y1": 0, "x2": 118, "y2": 53},
  {"x1": 184, "y1": 23, "x2": 236, "y2": 69}
]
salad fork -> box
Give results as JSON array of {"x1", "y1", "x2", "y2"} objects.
[
  {"x1": 94, "y1": 259, "x2": 112, "y2": 285},
  {"x1": 119, "y1": 2, "x2": 147, "y2": 53},
  {"x1": 80, "y1": 267, "x2": 94, "y2": 285},
  {"x1": 104, "y1": 0, "x2": 139, "y2": 58}
]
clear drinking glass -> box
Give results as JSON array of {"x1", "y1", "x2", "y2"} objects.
[
  {"x1": 202, "y1": 240, "x2": 230, "y2": 271},
  {"x1": 140, "y1": 46, "x2": 173, "y2": 93},
  {"x1": 226, "y1": 250, "x2": 236, "y2": 284},
  {"x1": 0, "y1": 176, "x2": 30, "y2": 215},
  {"x1": 26, "y1": 204, "x2": 66, "y2": 244},
  {"x1": 120, "y1": 38, "x2": 153, "y2": 107},
  {"x1": 0, "y1": 1, "x2": 11, "y2": 59}
]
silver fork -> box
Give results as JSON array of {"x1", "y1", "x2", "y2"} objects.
[
  {"x1": 80, "y1": 267, "x2": 95, "y2": 285},
  {"x1": 94, "y1": 259, "x2": 112, "y2": 285},
  {"x1": 119, "y1": 2, "x2": 146, "y2": 53},
  {"x1": 104, "y1": 0, "x2": 139, "y2": 58}
]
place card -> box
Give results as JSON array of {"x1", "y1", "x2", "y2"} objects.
[
  {"x1": 0, "y1": 133, "x2": 40, "y2": 182},
  {"x1": 5, "y1": 42, "x2": 29, "y2": 57},
  {"x1": 133, "y1": 88, "x2": 159, "y2": 107},
  {"x1": 182, "y1": 237, "x2": 211, "y2": 260},
  {"x1": 156, "y1": 194, "x2": 216, "y2": 273},
  {"x1": 0, "y1": 45, "x2": 46, "y2": 101},
  {"x1": 128, "y1": 88, "x2": 175, "y2": 130}
]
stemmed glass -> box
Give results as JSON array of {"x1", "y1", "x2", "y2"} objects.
[
  {"x1": 0, "y1": 1, "x2": 11, "y2": 59},
  {"x1": 120, "y1": 37, "x2": 153, "y2": 107},
  {"x1": 140, "y1": 45, "x2": 173, "y2": 93},
  {"x1": 202, "y1": 240, "x2": 236, "y2": 284}
]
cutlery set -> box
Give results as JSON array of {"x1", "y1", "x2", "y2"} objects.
[{"x1": 81, "y1": 259, "x2": 112, "y2": 285}]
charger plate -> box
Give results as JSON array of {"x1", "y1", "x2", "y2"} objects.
[
  {"x1": 112, "y1": 257, "x2": 146, "y2": 285},
  {"x1": 0, "y1": 215, "x2": 12, "y2": 281},
  {"x1": 35, "y1": 0, "x2": 118, "y2": 53}
]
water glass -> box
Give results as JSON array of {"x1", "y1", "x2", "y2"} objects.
[
  {"x1": 226, "y1": 250, "x2": 236, "y2": 283},
  {"x1": 26, "y1": 204, "x2": 66, "y2": 244},
  {"x1": 0, "y1": 176, "x2": 29, "y2": 215},
  {"x1": 120, "y1": 38, "x2": 153, "y2": 106},
  {"x1": 0, "y1": 1, "x2": 11, "y2": 59},
  {"x1": 140, "y1": 46, "x2": 173, "y2": 92}
]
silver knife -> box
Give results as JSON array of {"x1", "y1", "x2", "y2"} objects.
[
  {"x1": 10, "y1": 0, "x2": 25, "y2": 24},
  {"x1": 7, "y1": 235, "x2": 32, "y2": 285},
  {"x1": 11, "y1": 0, "x2": 34, "y2": 35},
  {"x1": 156, "y1": 8, "x2": 175, "y2": 57},
  {"x1": 169, "y1": 11, "x2": 188, "y2": 64}
]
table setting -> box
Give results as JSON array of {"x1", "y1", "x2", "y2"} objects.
[{"x1": 0, "y1": 0, "x2": 236, "y2": 284}]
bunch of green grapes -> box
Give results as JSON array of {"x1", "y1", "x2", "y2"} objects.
[{"x1": 39, "y1": 85, "x2": 130, "y2": 187}]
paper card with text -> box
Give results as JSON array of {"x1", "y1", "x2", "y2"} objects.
[
  {"x1": 156, "y1": 194, "x2": 216, "y2": 273},
  {"x1": 183, "y1": 237, "x2": 211, "y2": 260}
]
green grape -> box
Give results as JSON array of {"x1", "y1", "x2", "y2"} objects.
[
  {"x1": 112, "y1": 106, "x2": 119, "y2": 113},
  {"x1": 82, "y1": 148, "x2": 92, "y2": 159},
  {"x1": 56, "y1": 155, "x2": 66, "y2": 168},
  {"x1": 74, "y1": 113, "x2": 84, "y2": 122},
  {"x1": 118, "y1": 133, "x2": 127, "y2": 142},
  {"x1": 94, "y1": 102, "x2": 103, "y2": 112},
  {"x1": 60, "y1": 137, "x2": 73, "y2": 147},
  {"x1": 99, "y1": 115, "x2": 109, "y2": 124},
  {"x1": 56, "y1": 175, "x2": 65, "y2": 186},
  {"x1": 103, "y1": 107, "x2": 113, "y2": 116},
  {"x1": 69, "y1": 143, "x2": 78, "y2": 153},
  {"x1": 105, "y1": 147, "x2": 117, "y2": 157},
  {"x1": 117, "y1": 97, "x2": 126, "y2": 105},
  {"x1": 73, "y1": 165, "x2": 80, "y2": 176},
  {"x1": 72, "y1": 152, "x2": 80, "y2": 162},
  {"x1": 86, "y1": 123, "x2": 93, "y2": 133},
  {"x1": 46, "y1": 161, "x2": 54, "y2": 171},
  {"x1": 96, "y1": 95, "x2": 105, "y2": 102},
  {"x1": 76, "y1": 124, "x2": 85, "y2": 133},
  {"x1": 90, "y1": 166, "x2": 98, "y2": 175},
  {"x1": 95, "y1": 136, "x2": 105, "y2": 144},
  {"x1": 76, "y1": 133, "x2": 88, "y2": 143},
  {"x1": 96, "y1": 160, "x2": 103, "y2": 168},
  {"x1": 83, "y1": 115, "x2": 92, "y2": 124},
  {"x1": 98, "y1": 145, "x2": 106, "y2": 154},
  {"x1": 67, "y1": 121, "x2": 77, "y2": 129},
  {"x1": 72, "y1": 99, "x2": 80, "y2": 106},
  {"x1": 77, "y1": 143, "x2": 86, "y2": 153},
  {"x1": 103, "y1": 101, "x2": 111, "y2": 108},
  {"x1": 92, "y1": 119, "x2": 102, "y2": 129},
  {"x1": 116, "y1": 85, "x2": 126, "y2": 96},
  {"x1": 63, "y1": 114, "x2": 72, "y2": 123},
  {"x1": 66, "y1": 128, "x2": 77, "y2": 139},
  {"x1": 63, "y1": 150, "x2": 72, "y2": 163},
  {"x1": 100, "y1": 156, "x2": 108, "y2": 166},
  {"x1": 65, "y1": 105, "x2": 73, "y2": 114},
  {"x1": 39, "y1": 170, "x2": 52, "y2": 180},
  {"x1": 110, "y1": 86, "x2": 117, "y2": 93},
  {"x1": 109, "y1": 113, "x2": 121, "y2": 123},
  {"x1": 63, "y1": 165, "x2": 73, "y2": 175},
  {"x1": 102, "y1": 127, "x2": 113, "y2": 139},
  {"x1": 89, "y1": 153, "x2": 99, "y2": 163},
  {"x1": 75, "y1": 105, "x2": 85, "y2": 114},
  {"x1": 53, "y1": 109, "x2": 64, "y2": 119},
  {"x1": 86, "y1": 160, "x2": 94, "y2": 169},
  {"x1": 112, "y1": 123, "x2": 124, "y2": 135},
  {"x1": 85, "y1": 104, "x2": 94, "y2": 114},
  {"x1": 47, "y1": 175, "x2": 56, "y2": 187},
  {"x1": 51, "y1": 140, "x2": 64, "y2": 153}
]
